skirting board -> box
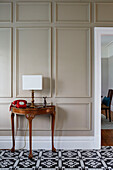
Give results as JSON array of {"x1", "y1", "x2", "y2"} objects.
[{"x1": 0, "y1": 136, "x2": 100, "y2": 150}]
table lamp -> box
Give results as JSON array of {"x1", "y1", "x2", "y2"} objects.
[{"x1": 22, "y1": 75, "x2": 42, "y2": 107}]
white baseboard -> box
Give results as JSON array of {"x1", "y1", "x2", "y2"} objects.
[{"x1": 0, "y1": 136, "x2": 100, "y2": 150}]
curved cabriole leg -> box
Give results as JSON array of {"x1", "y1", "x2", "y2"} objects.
[
  {"x1": 25, "y1": 114, "x2": 35, "y2": 159},
  {"x1": 28, "y1": 119, "x2": 33, "y2": 159},
  {"x1": 11, "y1": 113, "x2": 15, "y2": 152},
  {"x1": 52, "y1": 111, "x2": 56, "y2": 152}
]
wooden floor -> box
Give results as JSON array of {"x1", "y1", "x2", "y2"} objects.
[{"x1": 101, "y1": 129, "x2": 113, "y2": 146}]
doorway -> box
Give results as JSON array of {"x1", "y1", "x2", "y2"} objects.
[{"x1": 94, "y1": 27, "x2": 113, "y2": 146}]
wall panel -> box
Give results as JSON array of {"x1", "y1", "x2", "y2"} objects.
[
  {"x1": 0, "y1": 3, "x2": 12, "y2": 22},
  {"x1": 0, "y1": 28, "x2": 12, "y2": 97},
  {"x1": 55, "y1": 2, "x2": 90, "y2": 23},
  {"x1": 16, "y1": 28, "x2": 51, "y2": 98},
  {"x1": 55, "y1": 28, "x2": 91, "y2": 97},
  {"x1": 95, "y1": 3, "x2": 113, "y2": 23},
  {"x1": 56, "y1": 103, "x2": 91, "y2": 130},
  {"x1": 0, "y1": 103, "x2": 11, "y2": 130},
  {"x1": 19, "y1": 115, "x2": 51, "y2": 131},
  {"x1": 16, "y1": 2, "x2": 51, "y2": 22}
]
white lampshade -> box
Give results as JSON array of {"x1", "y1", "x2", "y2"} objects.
[{"x1": 22, "y1": 75, "x2": 42, "y2": 90}]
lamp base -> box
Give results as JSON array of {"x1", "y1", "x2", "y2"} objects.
[
  {"x1": 30, "y1": 103, "x2": 35, "y2": 108},
  {"x1": 30, "y1": 90, "x2": 35, "y2": 108}
]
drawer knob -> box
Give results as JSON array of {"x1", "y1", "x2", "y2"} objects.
[{"x1": 46, "y1": 109, "x2": 50, "y2": 113}]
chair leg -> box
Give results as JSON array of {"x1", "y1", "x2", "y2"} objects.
[
  {"x1": 105, "y1": 110, "x2": 107, "y2": 119},
  {"x1": 109, "y1": 109, "x2": 111, "y2": 122}
]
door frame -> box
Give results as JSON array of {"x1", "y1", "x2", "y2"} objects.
[{"x1": 94, "y1": 27, "x2": 113, "y2": 148}]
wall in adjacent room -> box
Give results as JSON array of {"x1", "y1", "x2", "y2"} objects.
[
  {"x1": 108, "y1": 56, "x2": 113, "y2": 90},
  {"x1": 101, "y1": 58, "x2": 108, "y2": 97},
  {"x1": 1, "y1": 0, "x2": 113, "y2": 138},
  {"x1": 101, "y1": 39, "x2": 113, "y2": 110}
]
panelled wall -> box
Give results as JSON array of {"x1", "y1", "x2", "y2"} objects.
[{"x1": 0, "y1": 0, "x2": 113, "y2": 137}]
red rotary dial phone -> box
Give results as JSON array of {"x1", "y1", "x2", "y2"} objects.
[
  {"x1": 13, "y1": 100, "x2": 27, "y2": 108},
  {"x1": 10, "y1": 100, "x2": 27, "y2": 111}
]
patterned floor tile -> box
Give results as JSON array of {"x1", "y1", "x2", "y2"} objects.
[
  {"x1": 0, "y1": 159, "x2": 15, "y2": 168},
  {"x1": 105, "y1": 159, "x2": 113, "y2": 167},
  {"x1": 100, "y1": 150, "x2": 113, "y2": 158},
  {"x1": 101, "y1": 146, "x2": 113, "y2": 150},
  {"x1": 80, "y1": 150, "x2": 99, "y2": 159},
  {"x1": 0, "y1": 147, "x2": 113, "y2": 169},
  {"x1": 62, "y1": 159, "x2": 81, "y2": 168},
  {"x1": 1, "y1": 150, "x2": 21, "y2": 158},
  {"x1": 61, "y1": 150, "x2": 78, "y2": 159},
  {"x1": 20, "y1": 150, "x2": 39, "y2": 158},
  {"x1": 83, "y1": 159, "x2": 104, "y2": 169},
  {"x1": 39, "y1": 158, "x2": 58, "y2": 168},
  {"x1": 0, "y1": 150, "x2": 3, "y2": 154},
  {"x1": 41, "y1": 150, "x2": 58, "y2": 159},
  {"x1": 17, "y1": 158, "x2": 37, "y2": 168}
]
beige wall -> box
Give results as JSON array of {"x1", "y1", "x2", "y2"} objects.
[{"x1": 0, "y1": 0, "x2": 113, "y2": 137}]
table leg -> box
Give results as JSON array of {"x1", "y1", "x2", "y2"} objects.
[
  {"x1": 52, "y1": 111, "x2": 56, "y2": 152},
  {"x1": 29, "y1": 119, "x2": 33, "y2": 159},
  {"x1": 11, "y1": 113, "x2": 15, "y2": 152},
  {"x1": 105, "y1": 110, "x2": 107, "y2": 119},
  {"x1": 109, "y1": 109, "x2": 111, "y2": 122}
]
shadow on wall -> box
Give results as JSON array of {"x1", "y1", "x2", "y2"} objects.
[
  {"x1": 55, "y1": 106, "x2": 68, "y2": 138},
  {"x1": 35, "y1": 77, "x2": 52, "y2": 97}
]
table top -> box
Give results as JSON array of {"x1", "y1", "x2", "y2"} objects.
[{"x1": 11, "y1": 104, "x2": 55, "y2": 115}]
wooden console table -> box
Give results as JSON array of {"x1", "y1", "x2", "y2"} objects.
[{"x1": 10, "y1": 105, "x2": 56, "y2": 159}]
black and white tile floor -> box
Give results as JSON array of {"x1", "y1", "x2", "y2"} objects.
[{"x1": 0, "y1": 146, "x2": 113, "y2": 169}]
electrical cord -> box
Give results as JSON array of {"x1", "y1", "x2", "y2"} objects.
[
  {"x1": 15, "y1": 119, "x2": 29, "y2": 150},
  {"x1": 20, "y1": 120, "x2": 29, "y2": 150}
]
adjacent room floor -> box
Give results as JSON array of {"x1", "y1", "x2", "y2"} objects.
[
  {"x1": 101, "y1": 114, "x2": 113, "y2": 129},
  {"x1": 101, "y1": 129, "x2": 113, "y2": 146},
  {"x1": 101, "y1": 113, "x2": 113, "y2": 146}
]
